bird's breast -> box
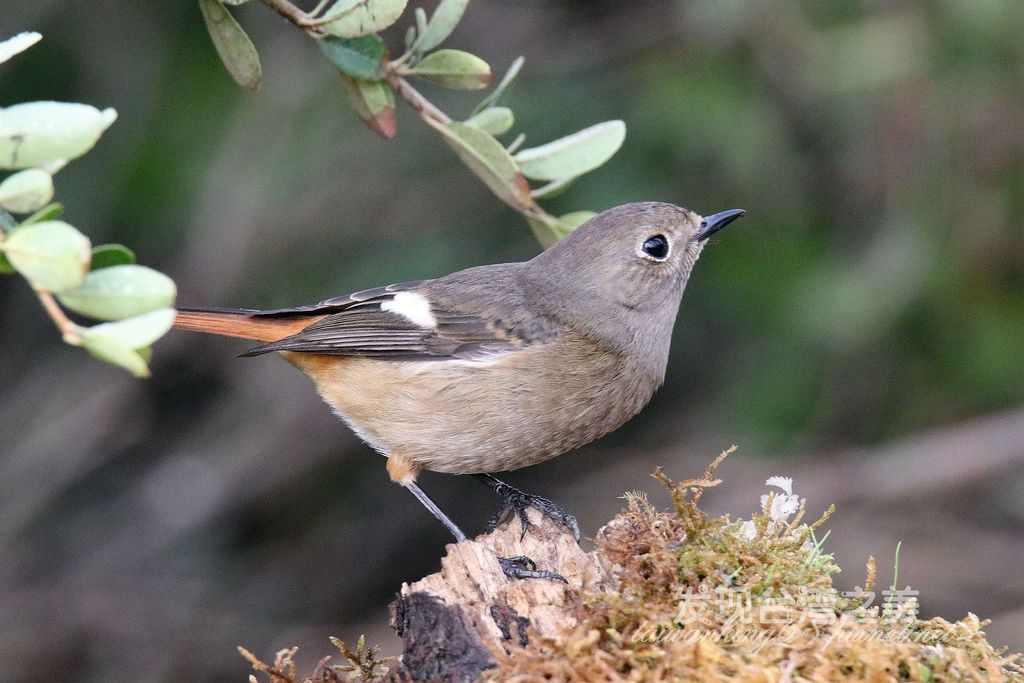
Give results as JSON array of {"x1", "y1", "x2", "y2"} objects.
[{"x1": 284, "y1": 337, "x2": 660, "y2": 475}]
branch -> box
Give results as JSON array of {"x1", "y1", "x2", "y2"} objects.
[
  {"x1": 251, "y1": 0, "x2": 559, "y2": 224},
  {"x1": 384, "y1": 69, "x2": 451, "y2": 125},
  {"x1": 35, "y1": 289, "x2": 81, "y2": 343},
  {"x1": 259, "y1": 0, "x2": 324, "y2": 35}
]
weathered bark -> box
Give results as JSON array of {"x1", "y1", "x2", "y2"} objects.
[{"x1": 389, "y1": 509, "x2": 608, "y2": 681}]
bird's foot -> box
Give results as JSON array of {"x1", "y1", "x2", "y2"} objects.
[
  {"x1": 497, "y1": 555, "x2": 567, "y2": 583},
  {"x1": 478, "y1": 476, "x2": 580, "y2": 542}
]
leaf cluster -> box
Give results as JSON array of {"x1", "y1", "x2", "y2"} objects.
[
  {"x1": 200, "y1": 0, "x2": 627, "y2": 247},
  {"x1": 0, "y1": 33, "x2": 177, "y2": 377}
]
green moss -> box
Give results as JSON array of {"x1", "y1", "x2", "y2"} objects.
[
  {"x1": 243, "y1": 450, "x2": 1022, "y2": 682},
  {"x1": 491, "y1": 451, "x2": 1023, "y2": 682}
]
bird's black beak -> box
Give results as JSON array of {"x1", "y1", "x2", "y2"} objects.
[{"x1": 696, "y1": 208, "x2": 745, "y2": 241}]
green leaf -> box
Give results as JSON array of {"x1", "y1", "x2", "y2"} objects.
[
  {"x1": 513, "y1": 120, "x2": 625, "y2": 181},
  {"x1": 320, "y1": 34, "x2": 387, "y2": 80},
  {"x1": 58, "y1": 264, "x2": 176, "y2": 321},
  {"x1": 403, "y1": 24, "x2": 417, "y2": 54},
  {"x1": 81, "y1": 334, "x2": 151, "y2": 377},
  {"x1": 321, "y1": 0, "x2": 409, "y2": 38},
  {"x1": 408, "y1": 49, "x2": 491, "y2": 90},
  {"x1": 338, "y1": 74, "x2": 396, "y2": 138},
  {"x1": 0, "y1": 32, "x2": 42, "y2": 65},
  {"x1": 199, "y1": 0, "x2": 262, "y2": 91},
  {"x1": 525, "y1": 210, "x2": 595, "y2": 249},
  {"x1": 0, "y1": 209, "x2": 13, "y2": 273},
  {"x1": 472, "y1": 56, "x2": 523, "y2": 115},
  {"x1": 82, "y1": 307, "x2": 176, "y2": 351},
  {"x1": 0, "y1": 102, "x2": 117, "y2": 170},
  {"x1": 20, "y1": 202, "x2": 63, "y2": 225},
  {"x1": 465, "y1": 107, "x2": 513, "y2": 136},
  {"x1": 428, "y1": 120, "x2": 534, "y2": 212},
  {"x1": 556, "y1": 210, "x2": 596, "y2": 234},
  {"x1": 529, "y1": 175, "x2": 576, "y2": 200},
  {"x1": 414, "y1": 7, "x2": 428, "y2": 40},
  {"x1": 0, "y1": 168, "x2": 54, "y2": 213},
  {"x1": 411, "y1": 0, "x2": 469, "y2": 53},
  {"x1": 1, "y1": 220, "x2": 90, "y2": 291},
  {"x1": 89, "y1": 243, "x2": 136, "y2": 270},
  {"x1": 0, "y1": 208, "x2": 16, "y2": 230}
]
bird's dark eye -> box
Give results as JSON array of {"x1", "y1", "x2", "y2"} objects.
[{"x1": 642, "y1": 234, "x2": 670, "y2": 260}]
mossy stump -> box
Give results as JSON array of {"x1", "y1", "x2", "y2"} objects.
[{"x1": 246, "y1": 461, "x2": 1023, "y2": 682}]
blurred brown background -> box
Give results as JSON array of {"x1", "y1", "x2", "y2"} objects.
[{"x1": 2, "y1": 1, "x2": 1023, "y2": 680}]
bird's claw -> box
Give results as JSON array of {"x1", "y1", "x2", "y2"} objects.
[
  {"x1": 483, "y1": 481, "x2": 580, "y2": 542},
  {"x1": 497, "y1": 555, "x2": 567, "y2": 583}
]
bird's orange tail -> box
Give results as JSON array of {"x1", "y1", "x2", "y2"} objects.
[{"x1": 173, "y1": 308, "x2": 324, "y2": 343}]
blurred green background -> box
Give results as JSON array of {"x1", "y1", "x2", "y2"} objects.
[{"x1": 2, "y1": 1, "x2": 1023, "y2": 680}]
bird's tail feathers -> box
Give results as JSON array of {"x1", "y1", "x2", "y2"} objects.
[{"x1": 173, "y1": 307, "x2": 322, "y2": 343}]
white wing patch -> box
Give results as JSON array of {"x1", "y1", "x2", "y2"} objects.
[{"x1": 380, "y1": 291, "x2": 437, "y2": 328}]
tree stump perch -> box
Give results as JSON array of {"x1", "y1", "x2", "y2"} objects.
[{"x1": 389, "y1": 509, "x2": 609, "y2": 681}]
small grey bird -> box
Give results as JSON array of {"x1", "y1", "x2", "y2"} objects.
[{"x1": 174, "y1": 202, "x2": 743, "y2": 580}]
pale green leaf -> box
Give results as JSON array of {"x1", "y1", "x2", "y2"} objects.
[
  {"x1": 0, "y1": 102, "x2": 117, "y2": 170},
  {"x1": 89, "y1": 243, "x2": 136, "y2": 270},
  {"x1": 0, "y1": 209, "x2": 13, "y2": 274},
  {"x1": 472, "y1": 56, "x2": 523, "y2": 115},
  {"x1": 321, "y1": 0, "x2": 408, "y2": 38},
  {"x1": 0, "y1": 208, "x2": 15, "y2": 230},
  {"x1": 556, "y1": 210, "x2": 596, "y2": 234},
  {"x1": 529, "y1": 175, "x2": 576, "y2": 200},
  {"x1": 414, "y1": 7, "x2": 428, "y2": 37},
  {"x1": 411, "y1": 0, "x2": 469, "y2": 53},
  {"x1": 20, "y1": 202, "x2": 63, "y2": 225},
  {"x1": 0, "y1": 168, "x2": 53, "y2": 213},
  {"x1": 409, "y1": 49, "x2": 491, "y2": 90},
  {"x1": 525, "y1": 210, "x2": 595, "y2": 249},
  {"x1": 339, "y1": 74, "x2": 396, "y2": 138},
  {"x1": 319, "y1": 34, "x2": 386, "y2": 80},
  {"x1": 82, "y1": 308, "x2": 177, "y2": 351},
  {"x1": 58, "y1": 264, "x2": 177, "y2": 321},
  {"x1": 429, "y1": 120, "x2": 533, "y2": 212},
  {"x1": 514, "y1": 120, "x2": 625, "y2": 181},
  {"x1": 0, "y1": 32, "x2": 42, "y2": 65},
  {"x1": 465, "y1": 107, "x2": 513, "y2": 136},
  {"x1": 81, "y1": 334, "x2": 151, "y2": 377},
  {"x1": 199, "y1": 0, "x2": 262, "y2": 91},
  {"x1": 2, "y1": 220, "x2": 90, "y2": 291}
]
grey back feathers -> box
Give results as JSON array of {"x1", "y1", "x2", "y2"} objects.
[{"x1": 244, "y1": 202, "x2": 709, "y2": 383}]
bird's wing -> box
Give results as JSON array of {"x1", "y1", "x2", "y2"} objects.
[{"x1": 242, "y1": 279, "x2": 559, "y2": 361}]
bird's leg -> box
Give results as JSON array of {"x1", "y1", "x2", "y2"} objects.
[
  {"x1": 403, "y1": 480, "x2": 566, "y2": 582},
  {"x1": 404, "y1": 480, "x2": 467, "y2": 542},
  {"x1": 473, "y1": 474, "x2": 580, "y2": 542}
]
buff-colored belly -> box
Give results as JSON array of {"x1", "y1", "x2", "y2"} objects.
[{"x1": 283, "y1": 342, "x2": 655, "y2": 480}]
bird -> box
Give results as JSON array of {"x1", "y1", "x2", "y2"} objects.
[{"x1": 173, "y1": 202, "x2": 743, "y2": 580}]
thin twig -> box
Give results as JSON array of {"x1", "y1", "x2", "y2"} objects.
[
  {"x1": 255, "y1": 0, "x2": 558, "y2": 224},
  {"x1": 385, "y1": 70, "x2": 451, "y2": 124},
  {"x1": 35, "y1": 289, "x2": 81, "y2": 342},
  {"x1": 259, "y1": 0, "x2": 324, "y2": 34},
  {"x1": 301, "y1": 0, "x2": 371, "y2": 27}
]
